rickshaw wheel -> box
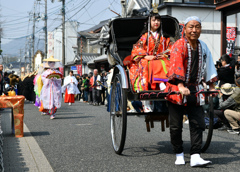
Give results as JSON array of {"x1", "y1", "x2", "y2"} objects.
[
  {"x1": 110, "y1": 74, "x2": 127, "y2": 155},
  {"x1": 201, "y1": 96, "x2": 214, "y2": 152}
]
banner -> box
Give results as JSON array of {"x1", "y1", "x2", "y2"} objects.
[
  {"x1": 226, "y1": 27, "x2": 237, "y2": 57},
  {"x1": 76, "y1": 65, "x2": 82, "y2": 76},
  {"x1": 59, "y1": 67, "x2": 64, "y2": 75},
  {"x1": 179, "y1": 23, "x2": 185, "y2": 39},
  {"x1": 47, "y1": 32, "x2": 54, "y2": 58}
]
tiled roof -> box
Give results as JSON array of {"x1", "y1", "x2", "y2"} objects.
[
  {"x1": 82, "y1": 53, "x2": 100, "y2": 62},
  {"x1": 81, "y1": 19, "x2": 110, "y2": 33},
  {"x1": 79, "y1": 31, "x2": 100, "y2": 39}
]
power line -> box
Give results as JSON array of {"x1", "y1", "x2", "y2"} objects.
[{"x1": 66, "y1": 0, "x2": 92, "y2": 21}]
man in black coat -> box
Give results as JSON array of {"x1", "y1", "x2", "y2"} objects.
[{"x1": 217, "y1": 54, "x2": 235, "y2": 87}]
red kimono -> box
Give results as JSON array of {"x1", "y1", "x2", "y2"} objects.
[
  {"x1": 166, "y1": 37, "x2": 218, "y2": 105},
  {"x1": 129, "y1": 32, "x2": 173, "y2": 92}
]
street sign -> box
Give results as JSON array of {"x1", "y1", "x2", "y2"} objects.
[{"x1": 71, "y1": 66, "x2": 77, "y2": 70}]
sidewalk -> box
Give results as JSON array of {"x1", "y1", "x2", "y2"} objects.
[{"x1": 1, "y1": 109, "x2": 54, "y2": 172}]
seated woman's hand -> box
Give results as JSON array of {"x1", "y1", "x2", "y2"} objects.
[
  {"x1": 156, "y1": 54, "x2": 166, "y2": 59},
  {"x1": 144, "y1": 55, "x2": 156, "y2": 60}
]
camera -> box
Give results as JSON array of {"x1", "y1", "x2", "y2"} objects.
[{"x1": 215, "y1": 61, "x2": 222, "y2": 68}]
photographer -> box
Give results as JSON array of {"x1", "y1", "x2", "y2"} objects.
[
  {"x1": 219, "y1": 74, "x2": 240, "y2": 135},
  {"x1": 216, "y1": 83, "x2": 234, "y2": 131},
  {"x1": 217, "y1": 54, "x2": 235, "y2": 87}
]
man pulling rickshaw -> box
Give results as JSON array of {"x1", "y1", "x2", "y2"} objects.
[{"x1": 107, "y1": 4, "x2": 218, "y2": 168}]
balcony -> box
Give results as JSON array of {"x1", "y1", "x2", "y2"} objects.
[{"x1": 159, "y1": 0, "x2": 214, "y2": 5}]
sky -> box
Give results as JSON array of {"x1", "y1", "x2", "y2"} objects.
[{"x1": 0, "y1": 0, "x2": 122, "y2": 44}]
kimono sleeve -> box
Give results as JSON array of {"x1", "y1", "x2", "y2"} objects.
[
  {"x1": 63, "y1": 76, "x2": 70, "y2": 85},
  {"x1": 73, "y1": 77, "x2": 78, "y2": 85},
  {"x1": 167, "y1": 39, "x2": 186, "y2": 85},
  {"x1": 200, "y1": 40, "x2": 218, "y2": 84},
  {"x1": 131, "y1": 33, "x2": 148, "y2": 63},
  {"x1": 165, "y1": 37, "x2": 174, "y2": 56}
]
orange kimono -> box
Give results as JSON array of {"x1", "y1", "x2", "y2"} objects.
[{"x1": 129, "y1": 32, "x2": 173, "y2": 92}]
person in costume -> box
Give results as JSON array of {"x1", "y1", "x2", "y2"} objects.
[
  {"x1": 39, "y1": 56, "x2": 63, "y2": 119},
  {"x1": 22, "y1": 73, "x2": 36, "y2": 103},
  {"x1": 33, "y1": 65, "x2": 44, "y2": 108},
  {"x1": 166, "y1": 16, "x2": 217, "y2": 167},
  {"x1": 128, "y1": 12, "x2": 173, "y2": 112},
  {"x1": 0, "y1": 64, "x2": 3, "y2": 96},
  {"x1": 62, "y1": 70, "x2": 80, "y2": 106}
]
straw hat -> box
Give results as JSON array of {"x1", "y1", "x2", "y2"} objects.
[
  {"x1": 220, "y1": 83, "x2": 235, "y2": 95},
  {"x1": 43, "y1": 56, "x2": 60, "y2": 62}
]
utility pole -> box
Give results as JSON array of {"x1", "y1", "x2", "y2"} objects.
[
  {"x1": 44, "y1": 0, "x2": 47, "y2": 58},
  {"x1": 0, "y1": 27, "x2": 2, "y2": 56},
  {"x1": 19, "y1": 49, "x2": 22, "y2": 75},
  {"x1": 62, "y1": 0, "x2": 65, "y2": 76},
  {"x1": 80, "y1": 37, "x2": 82, "y2": 65},
  {"x1": 32, "y1": 1, "x2": 36, "y2": 72},
  {"x1": 0, "y1": 17, "x2": 2, "y2": 56}
]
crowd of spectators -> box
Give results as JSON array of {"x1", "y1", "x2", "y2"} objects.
[
  {"x1": 76, "y1": 69, "x2": 109, "y2": 107},
  {"x1": 211, "y1": 54, "x2": 240, "y2": 135}
]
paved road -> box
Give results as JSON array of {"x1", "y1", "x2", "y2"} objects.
[{"x1": 23, "y1": 101, "x2": 240, "y2": 172}]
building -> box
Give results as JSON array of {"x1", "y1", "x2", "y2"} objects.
[
  {"x1": 53, "y1": 21, "x2": 78, "y2": 75},
  {"x1": 75, "y1": 20, "x2": 110, "y2": 75},
  {"x1": 126, "y1": 0, "x2": 240, "y2": 61},
  {"x1": 215, "y1": 0, "x2": 240, "y2": 56}
]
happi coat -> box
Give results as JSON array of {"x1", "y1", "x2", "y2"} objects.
[
  {"x1": 166, "y1": 37, "x2": 218, "y2": 105},
  {"x1": 40, "y1": 69, "x2": 62, "y2": 109},
  {"x1": 62, "y1": 75, "x2": 80, "y2": 94},
  {"x1": 129, "y1": 32, "x2": 173, "y2": 92}
]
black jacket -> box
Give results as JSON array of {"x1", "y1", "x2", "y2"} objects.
[{"x1": 217, "y1": 65, "x2": 235, "y2": 87}]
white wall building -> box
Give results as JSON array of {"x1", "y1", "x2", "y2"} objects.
[
  {"x1": 53, "y1": 21, "x2": 78, "y2": 65},
  {"x1": 127, "y1": 0, "x2": 240, "y2": 62}
]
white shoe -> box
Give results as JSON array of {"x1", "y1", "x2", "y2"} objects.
[
  {"x1": 142, "y1": 101, "x2": 153, "y2": 113},
  {"x1": 69, "y1": 103, "x2": 72, "y2": 106},
  {"x1": 190, "y1": 154, "x2": 212, "y2": 167},
  {"x1": 175, "y1": 152, "x2": 185, "y2": 165},
  {"x1": 159, "y1": 82, "x2": 166, "y2": 91},
  {"x1": 50, "y1": 114, "x2": 55, "y2": 120},
  {"x1": 41, "y1": 112, "x2": 46, "y2": 116},
  {"x1": 128, "y1": 109, "x2": 137, "y2": 113}
]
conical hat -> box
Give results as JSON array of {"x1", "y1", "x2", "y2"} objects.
[{"x1": 43, "y1": 56, "x2": 60, "y2": 62}]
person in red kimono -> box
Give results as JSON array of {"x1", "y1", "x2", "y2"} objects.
[
  {"x1": 166, "y1": 16, "x2": 218, "y2": 167},
  {"x1": 129, "y1": 12, "x2": 173, "y2": 112}
]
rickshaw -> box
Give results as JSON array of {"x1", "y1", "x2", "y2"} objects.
[{"x1": 107, "y1": 15, "x2": 216, "y2": 155}]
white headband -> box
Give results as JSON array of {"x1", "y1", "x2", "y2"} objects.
[{"x1": 184, "y1": 16, "x2": 201, "y2": 25}]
